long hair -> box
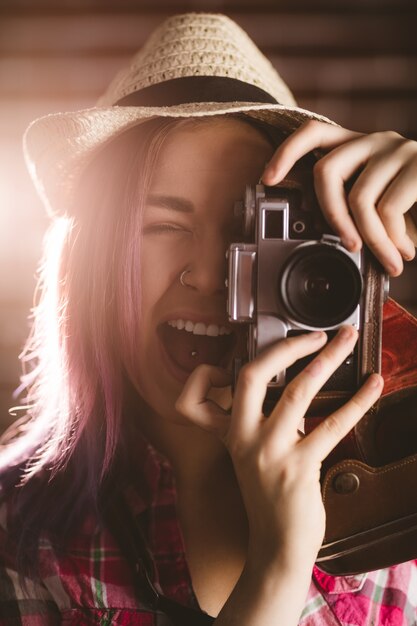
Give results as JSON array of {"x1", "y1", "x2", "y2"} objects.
[{"x1": 0, "y1": 114, "x2": 283, "y2": 576}]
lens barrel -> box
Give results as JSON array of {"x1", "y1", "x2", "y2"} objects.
[{"x1": 280, "y1": 243, "x2": 362, "y2": 328}]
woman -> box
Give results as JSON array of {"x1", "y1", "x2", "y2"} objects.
[{"x1": 1, "y1": 13, "x2": 417, "y2": 625}]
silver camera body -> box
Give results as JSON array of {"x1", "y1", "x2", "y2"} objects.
[{"x1": 227, "y1": 184, "x2": 365, "y2": 392}]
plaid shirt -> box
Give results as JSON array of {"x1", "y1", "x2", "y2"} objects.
[{"x1": 1, "y1": 436, "x2": 416, "y2": 626}]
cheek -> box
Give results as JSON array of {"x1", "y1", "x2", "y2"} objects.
[
  {"x1": 140, "y1": 257, "x2": 167, "y2": 322},
  {"x1": 139, "y1": 239, "x2": 186, "y2": 320}
]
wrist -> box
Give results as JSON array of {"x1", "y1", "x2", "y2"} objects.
[
  {"x1": 244, "y1": 550, "x2": 314, "y2": 592},
  {"x1": 246, "y1": 537, "x2": 317, "y2": 582},
  {"x1": 214, "y1": 555, "x2": 313, "y2": 626}
]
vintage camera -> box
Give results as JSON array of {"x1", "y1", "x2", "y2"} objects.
[{"x1": 227, "y1": 181, "x2": 388, "y2": 413}]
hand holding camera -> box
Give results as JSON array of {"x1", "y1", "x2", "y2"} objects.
[
  {"x1": 175, "y1": 324, "x2": 383, "y2": 572},
  {"x1": 262, "y1": 120, "x2": 417, "y2": 274},
  {"x1": 175, "y1": 121, "x2": 416, "y2": 580},
  {"x1": 227, "y1": 178, "x2": 383, "y2": 408},
  {"x1": 227, "y1": 121, "x2": 417, "y2": 413}
]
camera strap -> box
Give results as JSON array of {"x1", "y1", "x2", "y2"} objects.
[{"x1": 352, "y1": 250, "x2": 387, "y2": 460}]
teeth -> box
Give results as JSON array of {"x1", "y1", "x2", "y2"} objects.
[
  {"x1": 193, "y1": 322, "x2": 206, "y2": 336},
  {"x1": 167, "y1": 319, "x2": 232, "y2": 336},
  {"x1": 207, "y1": 324, "x2": 220, "y2": 337}
]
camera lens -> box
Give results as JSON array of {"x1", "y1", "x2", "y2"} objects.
[{"x1": 280, "y1": 243, "x2": 362, "y2": 328}]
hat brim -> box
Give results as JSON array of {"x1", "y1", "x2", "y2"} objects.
[{"x1": 24, "y1": 100, "x2": 336, "y2": 217}]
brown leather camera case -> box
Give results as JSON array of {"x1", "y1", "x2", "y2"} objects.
[{"x1": 314, "y1": 297, "x2": 417, "y2": 575}]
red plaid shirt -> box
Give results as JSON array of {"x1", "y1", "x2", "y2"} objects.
[{"x1": 1, "y1": 435, "x2": 416, "y2": 625}]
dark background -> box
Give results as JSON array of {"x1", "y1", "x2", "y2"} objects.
[{"x1": 1, "y1": 0, "x2": 417, "y2": 434}]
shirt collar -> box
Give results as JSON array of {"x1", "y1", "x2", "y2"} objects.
[
  {"x1": 313, "y1": 565, "x2": 368, "y2": 594},
  {"x1": 123, "y1": 426, "x2": 173, "y2": 516}
]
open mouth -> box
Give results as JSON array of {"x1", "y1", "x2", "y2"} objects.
[{"x1": 157, "y1": 319, "x2": 237, "y2": 378}]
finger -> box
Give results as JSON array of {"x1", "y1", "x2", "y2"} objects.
[
  {"x1": 175, "y1": 365, "x2": 232, "y2": 439},
  {"x1": 348, "y1": 159, "x2": 415, "y2": 263},
  {"x1": 310, "y1": 138, "x2": 405, "y2": 273},
  {"x1": 311, "y1": 135, "x2": 386, "y2": 249},
  {"x1": 262, "y1": 121, "x2": 363, "y2": 186},
  {"x1": 267, "y1": 326, "x2": 358, "y2": 438},
  {"x1": 376, "y1": 163, "x2": 417, "y2": 261},
  {"x1": 301, "y1": 373, "x2": 384, "y2": 461},
  {"x1": 231, "y1": 331, "x2": 328, "y2": 440},
  {"x1": 405, "y1": 209, "x2": 417, "y2": 247},
  {"x1": 313, "y1": 154, "x2": 363, "y2": 251},
  {"x1": 311, "y1": 136, "x2": 396, "y2": 242},
  {"x1": 348, "y1": 177, "x2": 405, "y2": 275}
]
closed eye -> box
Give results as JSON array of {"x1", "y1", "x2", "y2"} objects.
[{"x1": 142, "y1": 223, "x2": 191, "y2": 235}]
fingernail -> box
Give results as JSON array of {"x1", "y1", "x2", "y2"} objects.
[
  {"x1": 368, "y1": 374, "x2": 383, "y2": 388},
  {"x1": 342, "y1": 238, "x2": 357, "y2": 250},
  {"x1": 388, "y1": 263, "x2": 401, "y2": 276},
  {"x1": 403, "y1": 250, "x2": 415, "y2": 262},
  {"x1": 263, "y1": 167, "x2": 282, "y2": 185},
  {"x1": 262, "y1": 173, "x2": 276, "y2": 186},
  {"x1": 311, "y1": 331, "x2": 326, "y2": 341}
]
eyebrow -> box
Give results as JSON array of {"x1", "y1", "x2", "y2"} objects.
[{"x1": 146, "y1": 194, "x2": 195, "y2": 213}]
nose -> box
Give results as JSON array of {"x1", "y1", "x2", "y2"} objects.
[{"x1": 185, "y1": 233, "x2": 228, "y2": 296}]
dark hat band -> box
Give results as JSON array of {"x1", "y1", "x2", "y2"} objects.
[{"x1": 115, "y1": 76, "x2": 279, "y2": 107}]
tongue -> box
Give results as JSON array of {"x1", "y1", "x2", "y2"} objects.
[{"x1": 159, "y1": 324, "x2": 235, "y2": 372}]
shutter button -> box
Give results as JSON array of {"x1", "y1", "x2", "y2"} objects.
[{"x1": 333, "y1": 472, "x2": 360, "y2": 494}]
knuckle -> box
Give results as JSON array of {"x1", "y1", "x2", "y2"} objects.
[
  {"x1": 303, "y1": 119, "x2": 323, "y2": 133},
  {"x1": 406, "y1": 140, "x2": 417, "y2": 157},
  {"x1": 282, "y1": 381, "x2": 306, "y2": 405},
  {"x1": 373, "y1": 130, "x2": 417, "y2": 156},
  {"x1": 349, "y1": 394, "x2": 367, "y2": 414},
  {"x1": 186, "y1": 363, "x2": 210, "y2": 383},
  {"x1": 377, "y1": 198, "x2": 395, "y2": 218},
  {"x1": 321, "y1": 414, "x2": 344, "y2": 440},
  {"x1": 403, "y1": 137, "x2": 416, "y2": 149},
  {"x1": 379, "y1": 130, "x2": 402, "y2": 142},
  {"x1": 348, "y1": 186, "x2": 370, "y2": 213},
  {"x1": 370, "y1": 130, "x2": 403, "y2": 146},
  {"x1": 313, "y1": 156, "x2": 333, "y2": 179},
  {"x1": 174, "y1": 396, "x2": 188, "y2": 415},
  {"x1": 396, "y1": 138, "x2": 417, "y2": 160},
  {"x1": 237, "y1": 363, "x2": 258, "y2": 389}
]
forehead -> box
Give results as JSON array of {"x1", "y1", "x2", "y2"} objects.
[{"x1": 151, "y1": 118, "x2": 275, "y2": 186}]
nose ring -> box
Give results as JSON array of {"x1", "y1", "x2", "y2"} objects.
[{"x1": 180, "y1": 269, "x2": 191, "y2": 287}]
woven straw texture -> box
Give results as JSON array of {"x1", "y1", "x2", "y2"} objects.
[
  {"x1": 23, "y1": 13, "x2": 336, "y2": 216},
  {"x1": 98, "y1": 13, "x2": 296, "y2": 108}
]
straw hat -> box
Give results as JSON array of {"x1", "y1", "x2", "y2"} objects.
[{"x1": 24, "y1": 12, "x2": 336, "y2": 217}]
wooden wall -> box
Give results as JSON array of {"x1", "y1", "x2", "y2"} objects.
[{"x1": 1, "y1": 0, "x2": 416, "y2": 433}]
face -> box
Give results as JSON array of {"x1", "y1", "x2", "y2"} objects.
[{"x1": 135, "y1": 118, "x2": 274, "y2": 422}]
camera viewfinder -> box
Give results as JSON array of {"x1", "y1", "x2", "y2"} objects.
[{"x1": 264, "y1": 210, "x2": 284, "y2": 239}]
